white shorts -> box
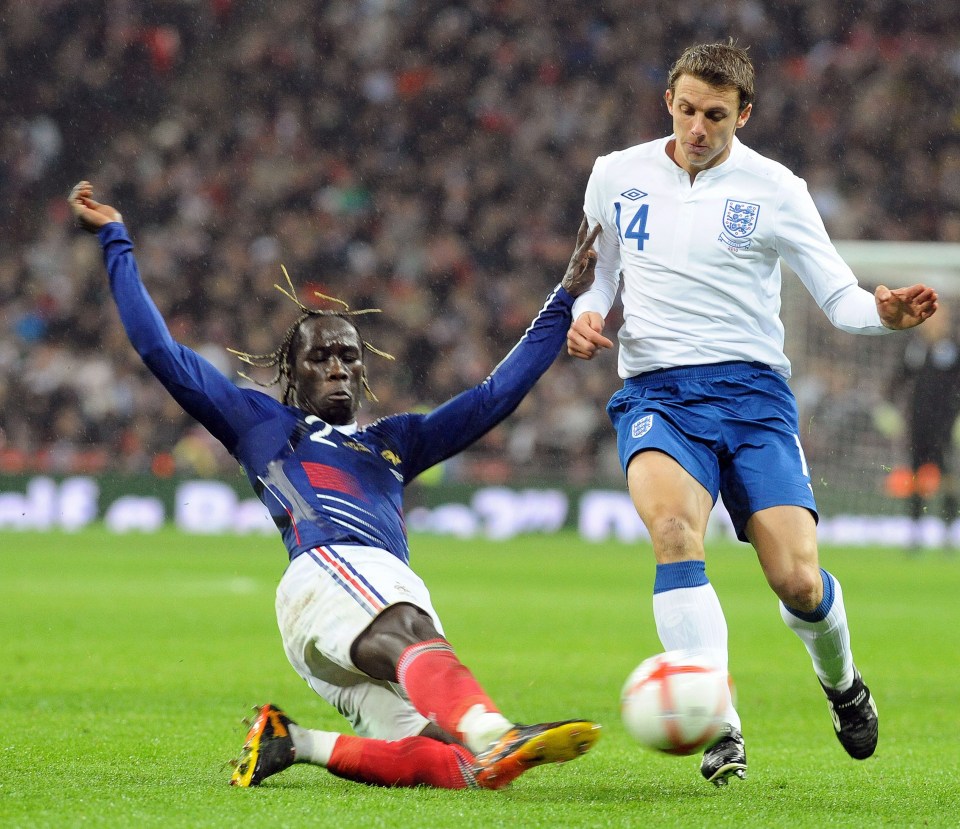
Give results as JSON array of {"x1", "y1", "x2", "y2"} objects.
[{"x1": 276, "y1": 545, "x2": 445, "y2": 740}]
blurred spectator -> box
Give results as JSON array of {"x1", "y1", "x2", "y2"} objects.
[
  {"x1": 4, "y1": 0, "x2": 960, "y2": 484},
  {"x1": 886, "y1": 303, "x2": 960, "y2": 546}
]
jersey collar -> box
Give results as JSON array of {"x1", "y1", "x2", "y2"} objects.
[{"x1": 660, "y1": 134, "x2": 744, "y2": 180}]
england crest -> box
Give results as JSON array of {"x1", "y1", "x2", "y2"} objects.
[
  {"x1": 631, "y1": 415, "x2": 654, "y2": 439},
  {"x1": 722, "y1": 199, "x2": 760, "y2": 238}
]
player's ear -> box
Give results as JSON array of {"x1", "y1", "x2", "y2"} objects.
[
  {"x1": 664, "y1": 89, "x2": 674, "y2": 112},
  {"x1": 736, "y1": 103, "x2": 752, "y2": 128}
]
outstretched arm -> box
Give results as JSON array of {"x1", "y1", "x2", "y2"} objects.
[
  {"x1": 68, "y1": 181, "x2": 259, "y2": 451},
  {"x1": 398, "y1": 218, "x2": 600, "y2": 478},
  {"x1": 876, "y1": 284, "x2": 939, "y2": 330}
]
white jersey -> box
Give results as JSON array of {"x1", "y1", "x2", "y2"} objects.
[{"x1": 572, "y1": 135, "x2": 889, "y2": 379}]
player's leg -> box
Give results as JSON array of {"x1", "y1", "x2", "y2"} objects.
[
  {"x1": 747, "y1": 506, "x2": 849, "y2": 685},
  {"x1": 627, "y1": 450, "x2": 730, "y2": 675},
  {"x1": 267, "y1": 546, "x2": 597, "y2": 789},
  {"x1": 931, "y1": 419, "x2": 960, "y2": 537},
  {"x1": 611, "y1": 388, "x2": 732, "y2": 680},
  {"x1": 909, "y1": 434, "x2": 942, "y2": 549},
  {"x1": 748, "y1": 506, "x2": 878, "y2": 760},
  {"x1": 231, "y1": 552, "x2": 482, "y2": 789},
  {"x1": 727, "y1": 367, "x2": 878, "y2": 761},
  {"x1": 626, "y1": 451, "x2": 746, "y2": 786},
  {"x1": 352, "y1": 602, "x2": 599, "y2": 789},
  {"x1": 941, "y1": 472, "x2": 958, "y2": 546},
  {"x1": 609, "y1": 378, "x2": 745, "y2": 785},
  {"x1": 352, "y1": 603, "x2": 511, "y2": 749},
  {"x1": 230, "y1": 690, "x2": 479, "y2": 789}
]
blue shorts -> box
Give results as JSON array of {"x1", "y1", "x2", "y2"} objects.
[{"x1": 607, "y1": 361, "x2": 818, "y2": 542}]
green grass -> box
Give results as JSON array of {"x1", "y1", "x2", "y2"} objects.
[{"x1": 2, "y1": 528, "x2": 958, "y2": 828}]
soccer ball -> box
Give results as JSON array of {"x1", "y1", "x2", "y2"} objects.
[{"x1": 620, "y1": 649, "x2": 731, "y2": 756}]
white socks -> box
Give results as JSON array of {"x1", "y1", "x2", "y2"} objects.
[
  {"x1": 653, "y1": 564, "x2": 739, "y2": 730},
  {"x1": 456, "y1": 704, "x2": 513, "y2": 754},
  {"x1": 287, "y1": 723, "x2": 339, "y2": 766},
  {"x1": 779, "y1": 569, "x2": 855, "y2": 691}
]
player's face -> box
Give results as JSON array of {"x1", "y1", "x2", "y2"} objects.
[
  {"x1": 290, "y1": 316, "x2": 366, "y2": 424},
  {"x1": 665, "y1": 75, "x2": 751, "y2": 177}
]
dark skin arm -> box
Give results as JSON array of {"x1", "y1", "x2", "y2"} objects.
[
  {"x1": 560, "y1": 216, "x2": 601, "y2": 298},
  {"x1": 351, "y1": 219, "x2": 602, "y2": 707}
]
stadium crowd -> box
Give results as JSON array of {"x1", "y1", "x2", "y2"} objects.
[{"x1": 3, "y1": 0, "x2": 960, "y2": 485}]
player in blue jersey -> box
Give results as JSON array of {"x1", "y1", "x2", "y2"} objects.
[
  {"x1": 566, "y1": 42, "x2": 939, "y2": 785},
  {"x1": 69, "y1": 181, "x2": 601, "y2": 791}
]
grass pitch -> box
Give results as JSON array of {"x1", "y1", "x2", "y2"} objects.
[{"x1": 2, "y1": 528, "x2": 958, "y2": 828}]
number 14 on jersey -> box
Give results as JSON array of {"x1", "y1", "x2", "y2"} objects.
[{"x1": 615, "y1": 201, "x2": 650, "y2": 250}]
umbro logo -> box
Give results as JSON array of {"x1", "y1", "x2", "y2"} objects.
[{"x1": 620, "y1": 188, "x2": 647, "y2": 201}]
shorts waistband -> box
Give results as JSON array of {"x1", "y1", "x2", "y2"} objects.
[{"x1": 623, "y1": 361, "x2": 772, "y2": 386}]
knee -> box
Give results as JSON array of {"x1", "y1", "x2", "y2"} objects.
[
  {"x1": 770, "y1": 564, "x2": 823, "y2": 613},
  {"x1": 649, "y1": 515, "x2": 702, "y2": 561},
  {"x1": 351, "y1": 604, "x2": 441, "y2": 680}
]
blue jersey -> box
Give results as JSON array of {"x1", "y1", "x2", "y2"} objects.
[{"x1": 98, "y1": 223, "x2": 574, "y2": 565}]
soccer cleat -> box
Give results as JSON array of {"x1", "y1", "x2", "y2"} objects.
[
  {"x1": 473, "y1": 720, "x2": 601, "y2": 790},
  {"x1": 821, "y1": 671, "x2": 878, "y2": 760},
  {"x1": 229, "y1": 703, "x2": 297, "y2": 787},
  {"x1": 700, "y1": 727, "x2": 747, "y2": 786}
]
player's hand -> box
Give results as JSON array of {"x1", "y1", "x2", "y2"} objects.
[
  {"x1": 561, "y1": 216, "x2": 602, "y2": 298},
  {"x1": 875, "y1": 283, "x2": 939, "y2": 330},
  {"x1": 567, "y1": 311, "x2": 613, "y2": 360},
  {"x1": 69, "y1": 181, "x2": 123, "y2": 233}
]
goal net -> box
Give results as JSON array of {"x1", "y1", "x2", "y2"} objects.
[{"x1": 782, "y1": 241, "x2": 960, "y2": 521}]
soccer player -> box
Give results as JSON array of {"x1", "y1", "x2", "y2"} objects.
[
  {"x1": 565, "y1": 42, "x2": 938, "y2": 785},
  {"x1": 69, "y1": 181, "x2": 601, "y2": 791}
]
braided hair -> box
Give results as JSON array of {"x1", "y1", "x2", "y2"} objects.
[{"x1": 228, "y1": 266, "x2": 394, "y2": 405}]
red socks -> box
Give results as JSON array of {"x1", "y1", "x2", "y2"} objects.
[
  {"x1": 327, "y1": 734, "x2": 476, "y2": 789},
  {"x1": 309, "y1": 639, "x2": 509, "y2": 789},
  {"x1": 396, "y1": 638, "x2": 499, "y2": 743}
]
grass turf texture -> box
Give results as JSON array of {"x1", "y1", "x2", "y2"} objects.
[{"x1": 2, "y1": 528, "x2": 958, "y2": 828}]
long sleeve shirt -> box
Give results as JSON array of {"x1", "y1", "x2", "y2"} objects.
[
  {"x1": 99, "y1": 222, "x2": 573, "y2": 564},
  {"x1": 572, "y1": 136, "x2": 889, "y2": 380}
]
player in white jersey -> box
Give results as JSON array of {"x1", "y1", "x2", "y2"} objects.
[{"x1": 566, "y1": 41, "x2": 939, "y2": 786}]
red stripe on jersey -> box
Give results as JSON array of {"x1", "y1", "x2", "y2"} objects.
[
  {"x1": 302, "y1": 462, "x2": 365, "y2": 501},
  {"x1": 315, "y1": 547, "x2": 385, "y2": 612}
]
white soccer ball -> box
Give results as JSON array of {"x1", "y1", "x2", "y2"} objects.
[{"x1": 620, "y1": 649, "x2": 732, "y2": 756}]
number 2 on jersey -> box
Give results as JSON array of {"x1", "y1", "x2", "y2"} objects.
[
  {"x1": 305, "y1": 415, "x2": 337, "y2": 448},
  {"x1": 614, "y1": 201, "x2": 650, "y2": 250}
]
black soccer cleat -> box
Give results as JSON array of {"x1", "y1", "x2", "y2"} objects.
[
  {"x1": 229, "y1": 703, "x2": 297, "y2": 787},
  {"x1": 700, "y1": 727, "x2": 747, "y2": 787},
  {"x1": 821, "y1": 671, "x2": 878, "y2": 760}
]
